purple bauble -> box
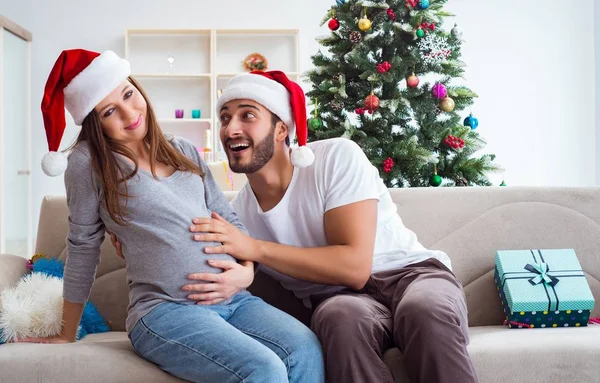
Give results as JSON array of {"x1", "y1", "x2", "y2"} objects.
[{"x1": 432, "y1": 83, "x2": 447, "y2": 99}]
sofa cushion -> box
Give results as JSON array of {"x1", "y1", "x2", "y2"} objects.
[
  {"x1": 0, "y1": 332, "x2": 184, "y2": 382},
  {"x1": 383, "y1": 325, "x2": 600, "y2": 383}
]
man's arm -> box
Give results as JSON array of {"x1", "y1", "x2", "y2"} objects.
[
  {"x1": 260, "y1": 199, "x2": 377, "y2": 289},
  {"x1": 198, "y1": 198, "x2": 377, "y2": 290}
]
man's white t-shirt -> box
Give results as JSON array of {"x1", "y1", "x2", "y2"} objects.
[{"x1": 231, "y1": 137, "x2": 451, "y2": 306}]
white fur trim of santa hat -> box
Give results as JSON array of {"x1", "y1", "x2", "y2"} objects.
[
  {"x1": 64, "y1": 51, "x2": 131, "y2": 126},
  {"x1": 216, "y1": 74, "x2": 296, "y2": 140}
]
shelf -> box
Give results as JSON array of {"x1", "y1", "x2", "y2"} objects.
[
  {"x1": 127, "y1": 29, "x2": 211, "y2": 35},
  {"x1": 215, "y1": 33, "x2": 298, "y2": 74},
  {"x1": 126, "y1": 31, "x2": 211, "y2": 74},
  {"x1": 133, "y1": 73, "x2": 211, "y2": 79},
  {"x1": 160, "y1": 118, "x2": 211, "y2": 124},
  {"x1": 216, "y1": 72, "x2": 299, "y2": 78},
  {"x1": 216, "y1": 29, "x2": 298, "y2": 35}
]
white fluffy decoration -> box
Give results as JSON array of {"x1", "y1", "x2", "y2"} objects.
[
  {"x1": 291, "y1": 146, "x2": 315, "y2": 168},
  {"x1": 0, "y1": 273, "x2": 64, "y2": 343},
  {"x1": 41, "y1": 151, "x2": 68, "y2": 177}
]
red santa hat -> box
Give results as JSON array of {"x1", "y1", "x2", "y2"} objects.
[
  {"x1": 40, "y1": 49, "x2": 131, "y2": 176},
  {"x1": 215, "y1": 70, "x2": 314, "y2": 168}
]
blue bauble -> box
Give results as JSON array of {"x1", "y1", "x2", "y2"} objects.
[
  {"x1": 336, "y1": 0, "x2": 345, "y2": 5},
  {"x1": 418, "y1": 0, "x2": 429, "y2": 9},
  {"x1": 464, "y1": 114, "x2": 479, "y2": 130}
]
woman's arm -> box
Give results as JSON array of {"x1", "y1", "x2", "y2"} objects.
[{"x1": 61, "y1": 146, "x2": 106, "y2": 341}]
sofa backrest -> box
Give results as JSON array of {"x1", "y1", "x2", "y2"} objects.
[{"x1": 35, "y1": 187, "x2": 600, "y2": 329}]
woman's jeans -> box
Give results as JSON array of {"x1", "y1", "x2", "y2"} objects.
[{"x1": 129, "y1": 293, "x2": 325, "y2": 383}]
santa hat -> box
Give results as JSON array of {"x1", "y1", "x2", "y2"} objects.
[
  {"x1": 216, "y1": 70, "x2": 314, "y2": 168},
  {"x1": 40, "y1": 49, "x2": 131, "y2": 176}
]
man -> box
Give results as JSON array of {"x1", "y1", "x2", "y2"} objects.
[{"x1": 114, "y1": 71, "x2": 477, "y2": 383}]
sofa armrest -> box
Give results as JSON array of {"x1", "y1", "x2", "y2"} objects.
[{"x1": 0, "y1": 254, "x2": 27, "y2": 293}]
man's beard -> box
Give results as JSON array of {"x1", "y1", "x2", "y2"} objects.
[{"x1": 227, "y1": 126, "x2": 275, "y2": 174}]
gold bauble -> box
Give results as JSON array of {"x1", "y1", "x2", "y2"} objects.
[
  {"x1": 439, "y1": 97, "x2": 455, "y2": 112},
  {"x1": 358, "y1": 16, "x2": 372, "y2": 31}
]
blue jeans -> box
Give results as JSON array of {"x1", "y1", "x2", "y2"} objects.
[{"x1": 129, "y1": 293, "x2": 325, "y2": 383}]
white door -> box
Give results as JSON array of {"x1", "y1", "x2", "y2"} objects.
[{"x1": 0, "y1": 27, "x2": 30, "y2": 257}]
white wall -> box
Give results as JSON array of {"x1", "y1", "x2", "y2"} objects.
[
  {"x1": 596, "y1": 1, "x2": 600, "y2": 185},
  {"x1": 0, "y1": 0, "x2": 596, "y2": 247}
]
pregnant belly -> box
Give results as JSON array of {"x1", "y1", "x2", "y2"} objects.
[{"x1": 126, "y1": 240, "x2": 237, "y2": 301}]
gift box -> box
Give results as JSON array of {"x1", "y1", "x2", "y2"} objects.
[{"x1": 494, "y1": 249, "x2": 595, "y2": 329}]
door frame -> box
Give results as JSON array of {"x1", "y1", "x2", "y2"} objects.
[{"x1": 0, "y1": 15, "x2": 32, "y2": 256}]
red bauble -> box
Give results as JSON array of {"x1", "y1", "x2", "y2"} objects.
[
  {"x1": 328, "y1": 18, "x2": 340, "y2": 31},
  {"x1": 406, "y1": 73, "x2": 419, "y2": 88},
  {"x1": 364, "y1": 94, "x2": 380, "y2": 111}
]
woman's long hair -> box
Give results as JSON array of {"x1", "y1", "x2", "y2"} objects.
[{"x1": 70, "y1": 77, "x2": 204, "y2": 225}]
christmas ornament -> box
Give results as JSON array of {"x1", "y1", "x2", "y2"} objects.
[
  {"x1": 451, "y1": 23, "x2": 463, "y2": 39},
  {"x1": 308, "y1": 117, "x2": 323, "y2": 131},
  {"x1": 463, "y1": 113, "x2": 479, "y2": 130},
  {"x1": 419, "y1": 0, "x2": 430, "y2": 9},
  {"x1": 387, "y1": 9, "x2": 396, "y2": 20},
  {"x1": 431, "y1": 83, "x2": 447, "y2": 99},
  {"x1": 430, "y1": 172, "x2": 442, "y2": 187},
  {"x1": 439, "y1": 96, "x2": 455, "y2": 112},
  {"x1": 418, "y1": 35, "x2": 452, "y2": 64},
  {"x1": 349, "y1": 31, "x2": 362, "y2": 44},
  {"x1": 383, "y1": 157, "x2": 394, "y2": 173},
  {"x1": 336, "y1": 0, "x2": 345, "y2": 4},
  {"x1": 443, "y1": 135, "x2": 465, "y2": 149},
  {"x1": 243, "y1": 53, "x2": 268, "y2": 71},
  {"x1": 416, "y1": 28, "x2": 425, "y2": 38},
  {"x1": 406, "y1": 73, "x2": 419, "y2": 88},
  {"x1": 364, "y1": 94, "x2": 380, "y2": 112},
  {"x1": 330, "y1": 100, "x2": 344, "y2": 111},
  {"x1": 376, "y1": 61, "x2": 391, "y2": 73},
  {"x1": 455, "y1": 177, "x2": 468, "y2": 187},
  {"x1": 328, "y1": 18, "x2": 340, "y2": 31},
  {"x1": 308, "y1": 99, "x2": 323, "y2": 131},
  {"x1": 358, "y1": 16, "x2": 372, "y2": 31}
]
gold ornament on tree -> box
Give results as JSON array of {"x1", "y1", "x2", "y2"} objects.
[
  {"x1": 358, "y1": 7, "x2": 372, "y2": 31},
  {"x1": 439, "y1": 96, "x2": 455, "y2": 112}
]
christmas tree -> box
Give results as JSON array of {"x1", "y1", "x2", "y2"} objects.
[{"x1": 304, "y1": 0, "x2": 501, "y2": 187}]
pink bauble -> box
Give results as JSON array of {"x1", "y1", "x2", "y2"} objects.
[{"x1": 431, "y1": 83, "x2": 447, "y2": 99}]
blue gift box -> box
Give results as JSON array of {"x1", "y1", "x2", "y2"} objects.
[{"x1": 494, "y1": 249, "x2": 595, "y2": 329}]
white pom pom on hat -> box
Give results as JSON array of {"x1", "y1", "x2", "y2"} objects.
[
  {"x1": 40, "y1": 49, "x2": 131, "y2": 176},
  {"x1": 216, "y1": 70, "x2": 314, "y2": 168}
]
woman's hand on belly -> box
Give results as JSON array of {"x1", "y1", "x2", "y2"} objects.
[{"x1": 182, "y1": 260, "x2": 255, "y2": 305}]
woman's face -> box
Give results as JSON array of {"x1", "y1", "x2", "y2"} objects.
[{"x1": 93, "y1": 80, "x2": 148, "y2": 145}]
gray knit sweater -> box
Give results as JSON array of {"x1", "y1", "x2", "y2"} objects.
[{"x1": 63, "y1": 136, "x2": 247, "y2": 333}]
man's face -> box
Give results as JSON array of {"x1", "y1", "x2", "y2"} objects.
[{"x1": 219, "y1": 99, "x2": 279, "y2": 174}]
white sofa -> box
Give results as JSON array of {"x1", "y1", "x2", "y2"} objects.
[{"x1": 1, "y1": 186, "x2": 600, "y2": 382}]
